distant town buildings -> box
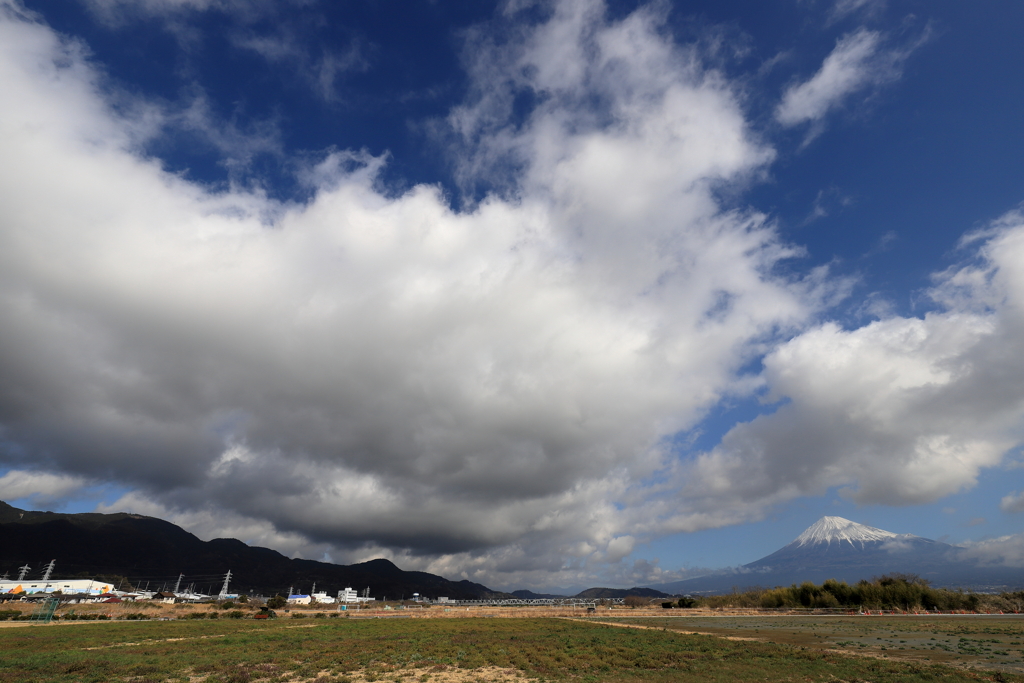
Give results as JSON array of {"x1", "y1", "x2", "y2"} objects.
[
  {"x1": 287, "y1": 587, "x2": 376, "y2": 604},
  {"x1": 2, "y1": 561, "x2": 382, "y2": 606}
]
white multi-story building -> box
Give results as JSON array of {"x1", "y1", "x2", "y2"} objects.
[{"x1": 337, "y1": 587, "x2": 375, "y2": 603}]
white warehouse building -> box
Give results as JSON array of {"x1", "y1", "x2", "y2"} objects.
[{"x1": 0, "y1": 579, "x2": 114, "y2": 595}]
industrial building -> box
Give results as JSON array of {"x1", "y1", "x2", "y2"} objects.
[{"x1": 0, "y1": 579, "x2": 113, "y2": 595}]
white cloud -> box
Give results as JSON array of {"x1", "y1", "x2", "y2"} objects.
[
  {"x1": 0, "y1": 0, "x2": 832, "y2": 588},
  {"x1": 94, "y1": 492, "x2": 329, "y2": 558},
  {"x1": 230, "y1": 25, "x2": 369, "y2": 101},
  {"x1": 605, "y1": 535, "x2": 636, "y2": 563},
  {"x1": 0, "y1": 470, "x2": 91, "y2": 506},
  {"x1": 79, "y1": 0, "x2": 274, "y2": 22},
  {"x1": 171, "y1": 92, "x2": 284, "y2": 177},
  {"x1": 956, "y1": 534, "x2": 1024, "y2": 568},
  {"x1": 1001, "y1": 491, "x2": 1024, "y2": 514},
  {"x1": 829, "y1": 0, "x2": 886, "y2": 23},
  {"x1": 677, "y1": 207, "x2": 1024, "y2": 522},
  {"x1": 4, "y1": 0, "x2": 1017, "y2": 592},
  {"x1": 776, "y1": 28, "x2": 909, "y2": 128}
]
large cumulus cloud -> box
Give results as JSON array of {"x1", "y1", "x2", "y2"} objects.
[
  {"x1": 0, "y1": 0, "x2": 826, "y2": 588},
  {"x1": 683, "y1": 209, "x2": 1024, "y2": 521},
  {"x1": 5, "y1": 0, "x2": 1023, "y2": 591}
]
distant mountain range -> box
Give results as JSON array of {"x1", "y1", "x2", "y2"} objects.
[
  {"x1": 0, "y1": 500, "x2": 680, "y2": 601},
  {"x1": 9, "y1": 503, "x2": 1011, "y2": 600},
  {"x1": 574, "y1": 586, "x2": 670, "y2": 599},
  {"x1": 648, "y1": 516, "x2": 1024, "y2": 595},
  {"x1": 511, "y1": 589, "x2": 568, "y2": 599},
  {"x1": 0, "y1": 501, "x2": 507, "y2": 599}
]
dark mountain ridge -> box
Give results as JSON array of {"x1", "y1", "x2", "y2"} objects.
[{"x1": 0, "y1": 501, "x2": 507, "y2": 599}]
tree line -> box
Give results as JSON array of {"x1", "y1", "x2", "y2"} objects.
[{"x1": 666, "y1": 574, "x2": 1024, "y2": 612}]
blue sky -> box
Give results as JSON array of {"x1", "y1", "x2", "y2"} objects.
[{"x1": 2, "y1": 0, "x2": 1024, "y2": 591}]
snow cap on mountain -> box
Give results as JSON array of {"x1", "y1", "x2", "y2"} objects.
[{"x1": 793, "y1": 516, "x2": 899, "y2": 547}]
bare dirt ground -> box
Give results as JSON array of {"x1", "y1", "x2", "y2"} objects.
[
  {"x1": 322, "y1": 665, "x2": 526, "y2": 683},
  {"x1": 175, "y1": 664, "x2": 527, "y2": 683}
]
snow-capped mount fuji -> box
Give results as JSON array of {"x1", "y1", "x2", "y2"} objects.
[
  {"x1": 744, "y1": 516, "x2": 951, "y2": 576},
  {"x1": 792, "y1": 516, "x2": 899, "y2": 547},
  {"x1": 647, "y1": 516, "x2": 1024, "y2": 595}
]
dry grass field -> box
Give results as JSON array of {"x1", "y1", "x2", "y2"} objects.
[
  {"x1": 2, "y1": 603, "x2": 1024, "y2": 683},
  {"x1": 598, "y1": 614, "x2": 1024, "y2": 676}
]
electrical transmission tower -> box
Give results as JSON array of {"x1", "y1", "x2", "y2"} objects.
[
  {"x1": 41, "y1": 559, "x2": 56, "y2": 582},
  {"x1": 173, "y1": 573, "x2": 184, "y2": 593},
  {"x1": 17, "y1": 565, "x2": 31, "y2": 581},
  {"x1": 219, "y1": 570, "x2": 232, "y2": 597}
]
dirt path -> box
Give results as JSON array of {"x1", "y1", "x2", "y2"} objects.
[{"x1": 575, "y1": 618, "x2": 763, "y2": 642}]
